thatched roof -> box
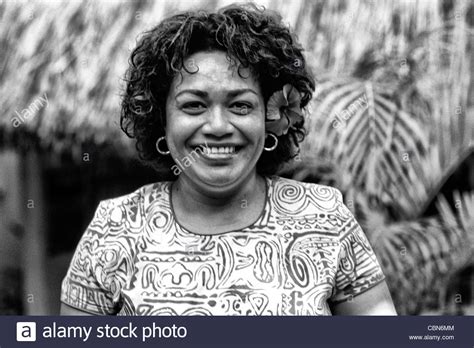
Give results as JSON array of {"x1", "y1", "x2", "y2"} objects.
[{"x1": 0, "y1": 0, "x2": 472, "y2": 160}]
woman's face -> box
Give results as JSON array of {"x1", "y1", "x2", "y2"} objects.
[{"x1": 165, "y1": 51, "x2": 265, "y2": 192}]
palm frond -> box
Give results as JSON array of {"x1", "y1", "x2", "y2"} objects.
[
  {"x1": 368, "y1": 192, "x2": 474, "y2": 314},
  {"x1": 303, "y1": 77, "x2": 432, "y2": 218}
]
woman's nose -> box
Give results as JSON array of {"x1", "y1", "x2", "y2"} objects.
[{"x1": 201, "y1": 106, "x2": 234, "y2": 137}]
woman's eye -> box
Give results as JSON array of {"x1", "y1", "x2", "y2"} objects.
[
  {"x1": 182, "y1": 102, "x2": 206, "y2": 114},
  {"x1": 230, "y1": 102, "x2": 252, "y2": 115}
]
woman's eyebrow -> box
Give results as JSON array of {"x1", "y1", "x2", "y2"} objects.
[
  {"x1": 175, "y1": 89, "x2": 207, "y2": 99},
  {"x1": 226, "y1": 88, "x2": 259, "y2": 98},
  {"x1": 175, "y1": 88, "x2": 258, "y2": 99}
]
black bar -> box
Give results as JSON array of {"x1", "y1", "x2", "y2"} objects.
[{"x1": 1, "y1": 316, "x2": 473, "y2": 347}]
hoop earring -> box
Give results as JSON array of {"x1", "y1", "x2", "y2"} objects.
[
  {"x1": 156, "y1": 136, "x2": 170, "y2": 155},
  {"x1": 263, "y1": 133, "x2": 278, "y2": 151}
]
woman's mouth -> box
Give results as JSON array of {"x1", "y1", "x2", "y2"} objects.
[{"x1": 190, "y1": 144, "x2": 242, "y2": 160}]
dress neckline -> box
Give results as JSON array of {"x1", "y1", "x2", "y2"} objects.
[{"x1": 168, "y1": 176, "x2": 271, "y2": 237}]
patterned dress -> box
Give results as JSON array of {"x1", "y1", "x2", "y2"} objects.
[{"x1": 61, "y1": 176, "x2": 385, "y2": 315}]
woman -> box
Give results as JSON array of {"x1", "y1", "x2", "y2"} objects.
[{"x1": 61, "y1": 3, "x2": 396, "y2": 315}]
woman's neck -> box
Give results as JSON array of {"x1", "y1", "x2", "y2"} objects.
[
  {"x1": 171, "y1": 172, "x2": 267, "y2": 234},
  {"x1": 172, "y1": 172, "x2": 263, "y2": 211}
]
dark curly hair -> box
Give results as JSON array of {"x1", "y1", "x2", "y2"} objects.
[{"x1": 120, "y1": 3, "x2": 315, "y2": 179}]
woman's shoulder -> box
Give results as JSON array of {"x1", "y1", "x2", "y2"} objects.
[
  {"x1": 98, "y1": 181, "x2": 171, "y2": 211},
  {"x1": 90, "y1": 181, "x2": 171, "y2": 231},
  {"x1": 268, "y1": 175, "x2": 343, "y2": 201},
  {"x1": 267, "y1": 175, "x2": 349, "y2": 221},
  {"x1": 267, "y1": 176, "x2": 354, "y2": 236}
]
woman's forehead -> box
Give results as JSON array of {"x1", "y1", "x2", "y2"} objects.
[{"x1": 171, "y1": 51, "x2": 260, "y2": 94}]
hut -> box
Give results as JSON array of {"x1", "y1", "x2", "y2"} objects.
[{"x1": 0, "y1": 0, "x2": 473, "y2": 315}]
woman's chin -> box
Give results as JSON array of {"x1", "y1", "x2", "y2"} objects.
[{"x1": 189, "y1": 166, "x2": 250, "y2": 190}]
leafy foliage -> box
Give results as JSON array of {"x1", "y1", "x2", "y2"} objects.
[
  {"x1": 304, "y1": 77, "x2": 431, "y2": 219},
  {"x1": 289, "y1": 0, "x2": 474, "y2": 314}
]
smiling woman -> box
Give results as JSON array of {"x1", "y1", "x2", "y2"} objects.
[
  {"x1": 166, "y1": 51, "x2": 267, "y2": 200},
  {"x1": 60, "y1": 3, "x2": 396, "y2": 316}
]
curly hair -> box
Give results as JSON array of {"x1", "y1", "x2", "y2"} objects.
[{"x1": 120, "y1": 3, "x2": 315, "y2": 178}]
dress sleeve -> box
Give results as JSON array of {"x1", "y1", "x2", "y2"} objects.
[
  {"x1": 330, "y1": 191, "x2": 386, "y2": 304},
  {"x1": 60, "y1": 200, "x2": 124, "y2": 315}
]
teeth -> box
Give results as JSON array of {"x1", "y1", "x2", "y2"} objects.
[{"x1": 200, "y1": 146, "x2": 236, "y2": 155}]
